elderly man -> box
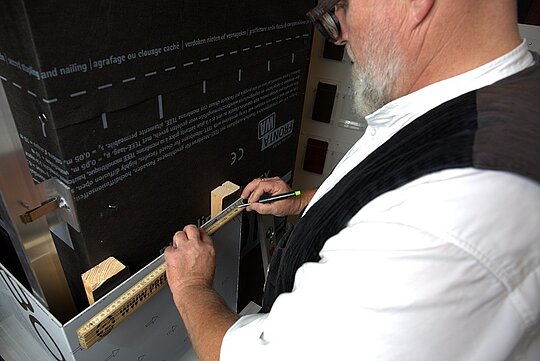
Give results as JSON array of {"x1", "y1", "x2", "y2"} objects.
[{"x1": 164, "y1": 0, "x2": 540, "y2": 360}]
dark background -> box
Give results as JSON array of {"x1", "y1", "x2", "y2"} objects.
[
  {"x1": 0, "y1": 0, "x2": 316, "y2": 312},
  {"x1": 519, "y1": 0, "x2": 540, "y2": 24}
]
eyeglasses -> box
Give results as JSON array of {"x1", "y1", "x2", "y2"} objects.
[{"x1": 306, "y1": 0, "x2": 342, "y2": 43}]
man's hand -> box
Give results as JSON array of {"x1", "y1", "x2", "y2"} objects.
[
  {"x1": 164, "y1": 225, "x2": 215, "y2": 304},
  {"x1": 164, "y1": 225, "x2": 238, "y2": 361},
  {"x1": 241, "y1": 177, "x2": 316, "y2": 216}
]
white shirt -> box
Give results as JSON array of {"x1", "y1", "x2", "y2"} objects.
[{"x1": 221, "y1": 41, "x2": 540, "y2": 360}]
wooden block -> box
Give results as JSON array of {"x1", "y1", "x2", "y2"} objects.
[
  {"x1": 211, "y1": 181, "x2": 240, "y2": 217},
  {"x1": 81, "y1": 257, "x2": 130, "y2": 305}
]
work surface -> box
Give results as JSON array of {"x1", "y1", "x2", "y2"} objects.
[
  {"x1": 0, "y1": 282, "x2": 199, "y2": 361},
  {"x1": 0, "y1": 301, "x2": 262, "y2": 361}
]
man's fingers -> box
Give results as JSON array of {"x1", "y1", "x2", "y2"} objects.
[
  {"x1": 241, "y1": 178, "x2": 266, "y2": 199},
  {"x1": 172, "y1": 225, "x2": 201, "y2": 247},
  {"x1": 248, "y1": 181, "x2": 283, "y2": 203},
  {"x1": 241, "y1": 177, "x2": 282, "y2": 199},
  {"x1": 163, "y1": 244, "x2": 178, "y2": 263},
  {"x1": 198, "y1": 229, "x2": 213, "y2": 245},
  {"x1": 173, "y1": 230, "x2": 188, "y2": 247},
  {"x1": 183, "y1": 224, "x2": 201, "y2": 241},
  {"x1": 248, "y1": 186, "x2": 267, "y2": 203},
  {"x1": 246, "y1": 202, "x2": 272, "y2": 215},
  {"x1": 179, "y1": 224, "x2": 213, "y2": 246}
]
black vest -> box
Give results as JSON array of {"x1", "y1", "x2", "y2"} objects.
[{"x1": 262, "y1": 61, "x2": 540, "y2": 313}]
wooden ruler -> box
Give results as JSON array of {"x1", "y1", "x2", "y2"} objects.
[{"x1": 76, "y1": 198, "x2": 244, "y2": 349}]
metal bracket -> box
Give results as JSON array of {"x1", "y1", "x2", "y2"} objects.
[{"x1": 36, "y1": 178, "x2": 81, "y2": 232}]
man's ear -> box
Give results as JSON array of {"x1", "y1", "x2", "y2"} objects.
[{"x1": 410, "y1": 0, "x2": 435, "y2": 26}]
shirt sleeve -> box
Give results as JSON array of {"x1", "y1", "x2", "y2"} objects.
[
  {"x1": 221, "y1": 219, "x2": 527, "y2": 361},
  {"x1": 221, "y1": 170, "x2": 540, "y2": 360}
]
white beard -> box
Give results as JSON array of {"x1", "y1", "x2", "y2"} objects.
[{"x1": 347, "y1": 25, "x2": 403, "y2": 118}]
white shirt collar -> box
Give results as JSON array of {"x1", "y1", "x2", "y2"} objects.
[
  {"x1": 365, "y1": 40, "x2": 534, "y2": 130},
  {"x1": 306, "y1": 41, "x2": 535, "y2": 213}
]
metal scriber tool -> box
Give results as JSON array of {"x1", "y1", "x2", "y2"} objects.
[{"x1": 237, "y1": 190, "x2": 301, "y2": 209}]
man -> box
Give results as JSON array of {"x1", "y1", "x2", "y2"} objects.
[{"x1": 164, "y1": 0, "x2": 540, "y2": 360}]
